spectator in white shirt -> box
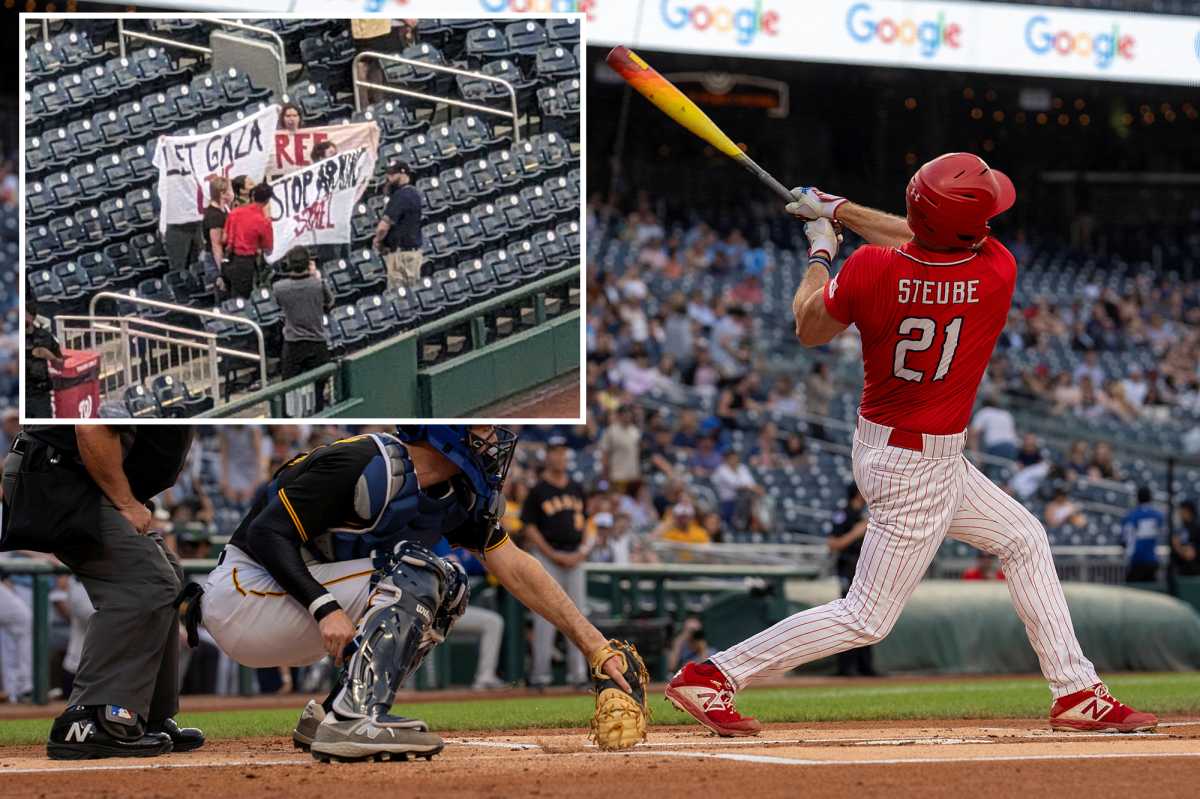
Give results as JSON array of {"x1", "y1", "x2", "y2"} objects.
[
  {"x1": 712, "y1": 449, "x2": 763, "y2": 525},
  {"x1": 970, "y1": 395, "x2": 1019, "y2": 461}
]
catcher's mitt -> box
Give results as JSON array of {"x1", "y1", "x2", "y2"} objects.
[{"x1": 587, "y1": 639, "x2": 650, "y2": 750}]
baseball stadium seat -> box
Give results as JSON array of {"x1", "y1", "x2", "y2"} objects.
[
  {"x1": 93, "y1": 153, "x2": 138, "y2": 194},
  {"x1": 507, "y1": 238, "x2": 549, "y2": 279},
  {"x1": 79, "y1": 251, "x2": 132, "y2": 290},
  {"x1": 65, "y1": 118, "x2": 107, "y2": 159},
  {"x1": 135, "y1": 278, "x2": 177, "y2": 323},
  {"x1": 494, "y1": 192, "x2": 536, "y2": 233},
  {"x1": 149, "y1": 374, "x2": 189, "y2": 418},
  {"x1": 530, "y1": 229, "x2": 571, "y2": 271},
  {"x1": 287, "y1": 80, "x2": 354, "y2": 125},
  {"x1": 458, "y1": 258, "x2": 500, "y2": 299},
  {"x1": 517, "y1": 184, "x2": 558, "y2": 225},
  {"x1": 114, "y1": 98, "x2": 161, "y2": 140},
  {"x1": 330, "y1": 304, "x2": 371, "y2": 352},
  {"x1": 421, "y1": 220, "x2": 463, "y2": 268},
  {"x1": 350, "y1": 202, "x2": 381, "y2": 247},
  {"x1": 386, "y1": 285, "x2": 421, "y2": 329},
  {"x1": 555, "y1": 220, "x2": 581, "y2": 260},
  {"x1": 71, "y1": 164, "x2": 111, "y2": 206},
  {"x1": 451, "y1": 115, "x2": 509, "y2": 153},
  {"x1": 427, "y1": 124, "x2": 463, "y2": 167},
  {"x1": 486, "y1": 149, "x2": 525, "y2": 188},
  {"x1": 399, "y1": 131, "x2": 441, "y2": 175},
  {"x1": 24, "y1": 132, "x2": 59, "y2": 179},
  {"x1": 355, "y1": 294, "x2": 401, "y2": 342},
  {"x1": 481, "y1": 247, "x2": 522, "y2": 289},
  {"x1": 41, "y1": 169, "x2": 85, "y2": 214},
  {"x1": 438, "y1": 167, "x2": 476, "y2": 210},
  {"x1": 212, "y1": 67, "x2": 273, "y2": 107},
  {"x1": 415, "y1": 175, "x2": 451, "y2": 216},
  {"x1": 508, "y1": 140, "x2": 545, "y2": 181},
  {"x1": 118, "y1": 142, "x2": 158, "y2": 185},
  {"x1": 445, "y1": 212, "x2": 486, "y2": 261},
  {"x1": 546, "y1": 18, "x2": 580, "y2": 45},
  {"x1": 543, "y1": 174, "x2": 579, "y2": 219},
  {"x1": 324, "y1": 261, "x2": 364, "y2": 305},
  {"x1": 465, "y1": 25, "x2": 511, "y2": 66},
  {"x1": 534, "y1": 45, "x2": 578, "y2": 84},
  {"x1": 164, "y1": 268, "x2": 213, "y2": 308},
  {"x1": 362, "y1": 100, "x2": 427, "y2": 142},
  {"x1": 469, "y1": 201, "x2": 511, "y2": 244},
  {"x1": 122, "y1": 188, "x2": 160, "y2": 234},
  {"x1": 123, "y1": 385, "x2": 162, "y2": 418},
  {"x1": 348, "y1": 248, "x2": 388, "y2": 296},
  {"x1": 126, "y1": 232, "x2": 168, "y2": 275},
  {"x1": 504, "y1": 20, "x2": 548, "y2": 59},
  {"x1": 72, "y1": 207, "x2": 109, "y2": 250},
  {"x1": 51, "y1": 262, "x2": 92, "y2": 307},
  {"x1": 527, "y1": 132, "x2": 572, "y2": 172},
  {"x1": 458, "y1": 159, "x2": 500, "y2": 203},
  {"x1": 479, "y1": 58, "x2": 538, "y2": 106},
  {"x1": 432, "y1": 267, "x2": 472, "y2": 312},
  {"x1": 47, "y1": 217, "x2": 87, "y2": 259},
  {"x1": 96, "y1": 197, "x2": 134, "y2": 242},
  {"x1": 413, "y1": 276, "x2": 448, "y2": 321},
  {"x1": 25, "y1": 181, "x2": 57, "y2": 225}
]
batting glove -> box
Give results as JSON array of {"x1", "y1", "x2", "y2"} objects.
[
  {"x1": 786, "y1": 187, "x2": 847, "y2": 221},
  {"x1": 805, "y1": 218, "x2": 841, "y2": 261}
]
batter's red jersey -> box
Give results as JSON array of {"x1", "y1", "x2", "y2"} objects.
[{"x1": 823, "y1": 237, "x2": 1017, "y2": 435}]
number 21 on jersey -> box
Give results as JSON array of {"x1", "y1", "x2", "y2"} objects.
[{"x1": 893, "y1": 317, "x2": 963, "y2": 382}]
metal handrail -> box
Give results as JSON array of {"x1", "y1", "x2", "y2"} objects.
[
  {"x1": 351, "y1": 50, "x2": 522, "y2": 142},
  {"x1": 86, "y1": 291, "x2": 268, "y2": 391},
  {"x1": 55, "y1": 315, "x2": 261, "y2": 362},
  {"x1": 114, "y1": 18, "x2": 287, "y2": 94}
]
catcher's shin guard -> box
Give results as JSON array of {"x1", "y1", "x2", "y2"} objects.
[{"x1": 331, "y1": 542, "x2": 467, "y2": 721}]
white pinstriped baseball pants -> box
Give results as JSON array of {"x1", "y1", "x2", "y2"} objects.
[{"x1": 710, "y1": 416, "x2": 1100, "y2": 699}]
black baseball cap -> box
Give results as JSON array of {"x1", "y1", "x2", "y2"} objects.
[{"x1": 386, "y1": 160, "x2": 412, "y2": 176}]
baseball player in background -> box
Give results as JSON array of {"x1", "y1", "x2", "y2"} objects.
[
  {"x1": 665, "y1": 153, "x2": 1157, "y2": 736},
  {"x1": 178, "y1": 426, "x2": 632, "y2": 762}
]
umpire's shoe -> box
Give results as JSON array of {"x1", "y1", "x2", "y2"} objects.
[
  {"x1": 148, "y1": 718, "x2": 206, "y2": 752},
  {"x1": 310, "y1": 712, "x2": 443, "y2": 762},
  {"x1": 47, "y1": 705, "x2": 174, "y2": 760}
]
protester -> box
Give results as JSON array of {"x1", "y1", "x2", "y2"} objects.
[{"x1": 223, "y1": 183, "x2": 275, "y2": 298}]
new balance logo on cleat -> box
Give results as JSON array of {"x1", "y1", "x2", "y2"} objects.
[
  {"x1": 1080, "y1": 698, "x2": 1114, "y2": 720},
  {"x1": 64, "y1": 722, "x2": 94, "y2": 743}
]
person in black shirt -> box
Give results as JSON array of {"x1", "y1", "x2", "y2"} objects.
[
  {"x1": 182, "y1": 426, "x2": 631, "y2": 761},
  {"x1": 202, "y1": 177, "x2": 232, "y2": 285},
  {"x1": 1169, "y1": 500, "x2": 1200, "y2": 595},
  {"x1": 2, "y1": 425, "x2": 202, "y2": 758},
  {"x1": 828, "y1": 483, "x2": 877, "y2": 677},
  {"x1": 373, "y1": 161, "x2": 423, "y2": 289},
  {"x1": 24, "y1": 305, "x2": 63, "y2": 419},
  {"x1": 520, "y1": 436, "x2": 589, "y2": 687}
]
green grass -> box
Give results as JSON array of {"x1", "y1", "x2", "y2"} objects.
[{"x1": 4, "y1": 673, "x2": 1198, "y2": 748}]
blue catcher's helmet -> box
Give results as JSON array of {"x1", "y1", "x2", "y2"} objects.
[{"x1": 394, "y1": 425, "x2": 518, "y2": 525}]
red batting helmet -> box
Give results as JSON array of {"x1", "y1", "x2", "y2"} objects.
[{"x1": 905, "y1": 153, "x2": 1016, "y2": 250}]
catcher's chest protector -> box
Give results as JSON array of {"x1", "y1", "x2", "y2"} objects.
[{"x1": 298, "y1": 434, "x2": 471, "y2": 562}]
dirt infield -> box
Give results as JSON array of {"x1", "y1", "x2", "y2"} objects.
[
  {"x1": 4, "y1": 719, "x2": 1198, "y2": 799},
  {"x1": 477, "y1": 370, "x2": 580, "y2": 418}
]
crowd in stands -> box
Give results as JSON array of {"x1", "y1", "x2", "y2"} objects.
[{"x1": 1, "y1": 155, "x2": 16, "y2": 411}]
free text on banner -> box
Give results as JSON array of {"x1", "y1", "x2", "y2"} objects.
[
  {"x1": 265, "y1": 146, "x2": 376, "y2": 264},
  {"x1": 270, "y1": 122, "x2": 382, "y2": 178},
  {"x1": 152, "y1": 104, "x2": 280, "y2": 231}
]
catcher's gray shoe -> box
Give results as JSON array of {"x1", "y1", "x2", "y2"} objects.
[
  {"x1": 292, "y1": 701, "x2": 324, "y2": 751},
  {"x1": 310, "y1": 713, "x2": 443, "y2": 763}
]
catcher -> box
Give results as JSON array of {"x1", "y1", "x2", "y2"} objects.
[{"x1": 177, "y1": 426, "x2": 647, "y2": 760}]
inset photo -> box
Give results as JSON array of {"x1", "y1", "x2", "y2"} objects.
[{"x1": 21, "y1": 14, "x2": 582, "y2": 420}]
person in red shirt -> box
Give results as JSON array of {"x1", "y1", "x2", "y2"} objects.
[
  {"x1": 961, "y1": 553, "x2": 1006, "y2": 581},
  {"x1": 665, "y1": 153, "x2": 1155, "y2": 737},
  {"x1": 222, "y1": 183, "x2": 275, "y2": 299}
]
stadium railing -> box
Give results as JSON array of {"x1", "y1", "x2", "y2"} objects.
[
  {"x1": 352, "y1": 50, "x2": 522, "y2": 141},
  {"x1": 200, "y1": 265, "x2": 580, "y2": 418},
  {"x1": 115, "y1": 17, "x2": 288, "y2": 92},
  {"x1": 54, "y1": 292, "x2": 267, "y2": 416}
]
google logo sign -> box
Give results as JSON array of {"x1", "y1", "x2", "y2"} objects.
[
  {"x1": 1024, "y1": 15, "x2": 1135, "y2": 69},
  {"x1": 479, "y1": 0, "x2": 594, "y2": 14},
  {"x1": 660, "y1": 0, "x2": 781, "y2": 47},
  {"x1": 845, "y1": 2, "x2": 962, "y2": 58}
]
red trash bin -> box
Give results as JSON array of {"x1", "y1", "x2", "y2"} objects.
[{"x1": 49, "y1": 349, "x2": 102, "y2": 419}]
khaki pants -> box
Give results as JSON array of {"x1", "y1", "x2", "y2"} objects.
[{"x1": 384, "y1": 249, "x2": 423, "y2": 289}]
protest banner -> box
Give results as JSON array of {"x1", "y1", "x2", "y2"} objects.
[{"x1": 264, "y1": 146, "x2": 376, "y2": 263}]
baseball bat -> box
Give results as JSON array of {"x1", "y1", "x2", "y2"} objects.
[{"x1": 606, "y1": 45, "x2": 795, "y2": 204}]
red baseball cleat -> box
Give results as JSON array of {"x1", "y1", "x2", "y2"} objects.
[
  {"x1": 665, "y1": 662, "x2": 762, "y2": 737},
  {"x1": 1049, "y1": 683, "x2": 1158, "y2": 733}
]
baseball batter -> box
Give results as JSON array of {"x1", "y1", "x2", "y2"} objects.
[
  {"x1": 665, "y1": 153, "x2": 1157, "y2": 736},
  {"x1": 177, "y1": 425, "x2": 641, "y2": 761}
]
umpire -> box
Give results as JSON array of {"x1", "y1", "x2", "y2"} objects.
[
  {"x1": 274, "y1": 246, "x2": 334, "y2": 414},
  {"x1": 0, "y1": 425, "x2": 204, "y2": 759}
]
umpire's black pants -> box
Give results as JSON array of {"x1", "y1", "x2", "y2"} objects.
[
  {"x1": 1, "y1": 456, "x2": 183, "y2": 721},
  {"x1": 281, "y1": 339, "x2": 331, "y2": 413}
]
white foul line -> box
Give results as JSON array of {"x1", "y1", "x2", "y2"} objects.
[
  {"x1": 0, "y1": 757, "x2": 312, "y2": 775},
  {"x1": 615, "y1": 750, "x2": 1200, "y2": 767}
]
